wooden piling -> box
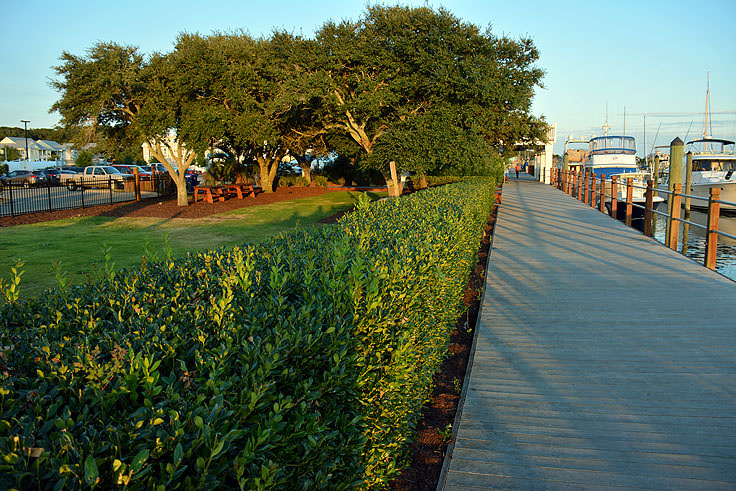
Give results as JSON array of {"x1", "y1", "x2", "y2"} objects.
[
  {"x1": 590, "y1": 173, "x2": 597, "y2": 209},
  {"x1": 133, "y1": 168, "x2": 141, "y2": 202},
  {"x1": 389, "y1": 161, "x2": 399, "y2": 197},
  {"x1": 705, "y1": 187, "x2": 721, "y2": 270},
  {"x1": 666, "y1": 138, "x2": 684, "y2": 245},
  {"x1": 625, "y1": 177, "x2": 633, "y2": 227},
  {"x1": 611, "y1": 176, "x2": 618, "y2": 217},
  {"x1": 667, "y1": 183, "x2": 682, "y2": 251},
  {"x1": 599, "y1": 176, "x2": 606, "y2": 213},
  {"x1": 683, "y1": 151, "x2": 693, "y2": 254},
  {"x1": 644, "y1": 179, "x2": 654, "y2": 237}
]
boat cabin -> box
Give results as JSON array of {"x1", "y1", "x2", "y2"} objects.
[
  {"x1": 589, "y1": 136, "x2": 636, "y2": 156},
  {"x1": 692, "y1": 159, "x2": 736, "y2": 172}
]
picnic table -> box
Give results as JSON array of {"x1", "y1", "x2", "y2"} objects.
[{"x1": 193, "y1": 183, "x2": 256, "y2": 203}]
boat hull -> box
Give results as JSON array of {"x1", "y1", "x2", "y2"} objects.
[{"x1": 689, "y1": 182, "x2": 736, "y2": 211}]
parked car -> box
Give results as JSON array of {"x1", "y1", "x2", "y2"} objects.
[
  {"x1": 65, "y1": 166, "x2": 134, "y2": 190},
  {"x1": 111, "y1": 164, "x2": 152, "y2": 179},
  {"x1": 0, "y1": 170, "x2": 48, "y2": 188},
  {"x1": 141, "y1": 164, "x2": 199, "y2": 188},
  {"x1": 140, "y1": 163, "x2": 167, "y2": 174},
  {"x1": 42, "y1": 167, "x2": 80, "y2": 185}
]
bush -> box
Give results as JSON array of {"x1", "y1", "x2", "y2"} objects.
[
  {"x1": 311, "y1": 175, "x2": 329, "y2": 187},
  {"x1": 276, "y1": 175, "x2": 309, "y2": 187},
  {"x1": 0, "y1": 177, "x2": 495, "y2": 489},
  {"x1": 425, "y1": 175, "x2": 464, "y2": 187},
  {"x1": 74, "y1": 150, "x2": 93, "y2": 167}
]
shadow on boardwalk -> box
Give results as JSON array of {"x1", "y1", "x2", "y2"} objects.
[{"x1": 440, "y1": 176, "x2": 736, "y2": 490}]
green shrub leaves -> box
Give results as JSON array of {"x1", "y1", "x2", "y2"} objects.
[{"x1": 0, "y1": 177, "x2": 494, "y2": 489}]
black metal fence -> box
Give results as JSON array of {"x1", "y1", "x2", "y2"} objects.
[{"x1": 0, "y1": 175, "x2": 173, "y2": 218}]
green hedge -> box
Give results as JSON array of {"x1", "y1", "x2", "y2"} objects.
[
  {"x1": 276, "y1": 175, "x2": 310, "y2": 187},
  {"x1": 0, "y1": 177, "x2": 495, "y2": 489}
]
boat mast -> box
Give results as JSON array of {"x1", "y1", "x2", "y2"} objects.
[
  {"x1": 602, "y1": 103, "x2": 611, "y2": 136},
  {"x1": 643, "y1": 114, "x2": 647, "y2": 167},
  {"x1": 704, "y1": 72, "x2": 711, "y2": 139},
  {"x1": 623, "y1": 106, "x2": 626, "y2": 137}
]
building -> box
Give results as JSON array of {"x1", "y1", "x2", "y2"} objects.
[
  {"x1": 510, "y1": 123, "x2": 557, "y2": 183},
  {"x1": 0, "y1": 136, "x2": 66, "y2": 163}
]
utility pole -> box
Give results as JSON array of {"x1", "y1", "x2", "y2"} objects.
[{"x1": 21, "y1": 120, "x2": 30, "y2": 162}]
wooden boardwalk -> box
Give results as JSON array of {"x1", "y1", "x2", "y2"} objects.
[{"x1": 440, "y1": 176, "x2": 736, "y2": 490}]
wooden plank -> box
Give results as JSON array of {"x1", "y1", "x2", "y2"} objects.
[{"x1": 440, "y1": 176, "x2": 736, "y2": 490}]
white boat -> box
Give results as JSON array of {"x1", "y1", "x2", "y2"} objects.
[
  {"x1": 684, "y1": 137, "x2": 736, "y2": 211},
  {"x1": 583, "y1": 135, "x2": 664, "y2": 221}
]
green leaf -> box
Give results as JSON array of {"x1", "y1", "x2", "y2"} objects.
[
  {"x1": 131, "y1": 449, "x2": 149, "y2": 473},
  {"x1": 84, "y1": 455, "x2": 99, "y2": 485},
  {"x1": 211, "y1": 439, "x2": 224, "y2": 458},
  {"x1": 174, "y1": 442, "x2": 183, "y2": 466}
]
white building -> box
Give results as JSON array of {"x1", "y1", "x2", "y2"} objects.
[
  {"x1": 1, "y1": 136, "x2": 42, "y2": 161},
  {"x1": 511, "y1": 123, "x2": 557, "y2": 183}
]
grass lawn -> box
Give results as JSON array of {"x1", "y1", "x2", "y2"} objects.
[{"x1": 1, "y1": 191, "x2": 383, "y2": 299}]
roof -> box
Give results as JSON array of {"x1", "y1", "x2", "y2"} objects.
[
  {"x1": 36, "y1": 140, "x2": 64, "y2": 151},
  {"x1": 686, "y1": 138, "x2": 735, "y2": 146},
  {"x1": 0, "y1": 136, "x2": 38, "y2": 148}
]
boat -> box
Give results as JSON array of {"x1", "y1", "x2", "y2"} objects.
[
  {"x1": 684, "y1": 137, "x2": 736, "y2": 211},
  {"x1": 681, "y1": 77, "x2": 736, "y2": 211},
  {"x1": 582, "y1": 135, "x2": 665, "y2": 225}
]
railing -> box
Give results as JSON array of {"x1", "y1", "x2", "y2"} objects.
[
  {"x1": 548, "y1": 167, "x2": 735, "y2": 271},
  {"x1": 0, "y1": 174, "x2": 172, "y2": 218}
]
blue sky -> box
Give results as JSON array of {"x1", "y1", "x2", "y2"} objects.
[{"x1": 2, "y1": 0, "x2": 735, "y2": 155}]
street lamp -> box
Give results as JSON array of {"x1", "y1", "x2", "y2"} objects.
[{"x1": 21, "y1": 120, "x2": 30, "y2": 162}]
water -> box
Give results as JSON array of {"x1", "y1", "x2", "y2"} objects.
[{"x1": 650, "y1": 203, "x2": 736, "y2": 281}]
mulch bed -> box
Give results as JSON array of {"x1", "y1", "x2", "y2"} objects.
[{"x1": 1, "y1": 183, "x2": 498, "y2": 490}]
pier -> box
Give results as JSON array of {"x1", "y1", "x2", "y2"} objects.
[{"x1": 440, "y1": 175, "x2": 736, "y2": 490}]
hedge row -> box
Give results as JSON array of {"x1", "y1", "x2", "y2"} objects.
[{"x1": 0, "y1": 177, "x2": 495, "y2": 489}]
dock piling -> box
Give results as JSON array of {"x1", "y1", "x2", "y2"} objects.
[
  {"x1": 666, "y1": 138, "x2": 684, "y2": 246},
  {"x1": 705, "y1": 187, "x2": 721, "y2": 270},
  {"x1": 683, "y1": 151, "x2": 693, "y2": 253},
  {"x1": 625, "y1": 177, "x2": 633, "y2": 227}
]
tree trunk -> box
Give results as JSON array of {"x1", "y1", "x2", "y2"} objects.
[
  {"x1": 295, "y1": 155, "x2": 312, "y2": 184},
  {"x1": 257, "y1": 152, "x2": 283, "y2": 193},
  {"x1": 145, "y1": 140, "x2": 194, "y2": 207},
  {"x1": 175, "y1": 172, "x2": 188, "y2": 206},
  {"x1": 300, "y1": 163, "x2": 312, "y2": 184},
  {"x1": 418, "y1": 174, "x2": 428, "y2": 189},
  {"x1": 258, "y1": 157, "x2": 273, "y2": 193}
]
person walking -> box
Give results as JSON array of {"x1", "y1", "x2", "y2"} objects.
[{"x1": 515, "y1": 163, "x2": 521, "y2": 179}]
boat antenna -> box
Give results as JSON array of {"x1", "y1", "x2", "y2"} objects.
[{"x1": 623, "y1": 106, "x2": 626, "y2": 136}]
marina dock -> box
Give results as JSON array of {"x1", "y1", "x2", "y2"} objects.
[{"x1": 440, "y1": 175, "x2": 736, "y2": 490}]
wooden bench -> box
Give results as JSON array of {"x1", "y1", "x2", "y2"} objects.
[
  {"x1": 193, "y1": 185, "x2": 227, "y2": 203},
  {"x1": 223, "y1": 183, "x2": 256, "y2": 199}
]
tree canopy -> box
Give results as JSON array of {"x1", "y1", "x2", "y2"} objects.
[{"x1": 51, "y1": 5, "x2": 547, "y2": 203}]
